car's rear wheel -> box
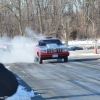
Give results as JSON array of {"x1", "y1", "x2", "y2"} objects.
[{"x1": 64, "y1": 56, "x2": 68, "y2": 62}]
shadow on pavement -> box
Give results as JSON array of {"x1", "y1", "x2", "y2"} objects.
[
  {"x1": 14, "y1": 74, "x2": 46, "y2": 100},
  {"x1": 47, "y1": 57, "x2": 100, "y2": 64},
  {"x1": 45, "y1": 80, "x2": 100, "y2": 99},
  {"x1": 45, "y1": 93, "x2": 100, "y2": 99},
  {"x1": 69, "y1": 57, "x2": 100, "y2": 62}
]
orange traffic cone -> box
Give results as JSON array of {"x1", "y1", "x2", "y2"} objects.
[{"x1": 94, "y1": 45, "x2": 98, "y2": 54}]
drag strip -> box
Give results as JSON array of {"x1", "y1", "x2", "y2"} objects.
[{"x1": 5, "y1": 56, "x2": 100, "y2": 100}]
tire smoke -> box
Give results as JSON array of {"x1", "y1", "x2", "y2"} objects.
[{"x1": 0, "y1": 27, "x2": 44, "y2": 63}]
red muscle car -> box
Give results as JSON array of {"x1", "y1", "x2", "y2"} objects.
[{"x1": 33, "y1": 37, "x2": 70, "y2": 64}]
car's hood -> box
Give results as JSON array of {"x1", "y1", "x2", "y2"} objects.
[{"x1": 39, "y1": 43, "x2": 67, "y2": 50}]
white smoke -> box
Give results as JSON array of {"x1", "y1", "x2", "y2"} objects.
[
  {"x1": 0, "y1": 27, "x2": 44, "y2": 63},
  {"x1": 25, "y1": 27, "x2": 44, "y2": 40}
]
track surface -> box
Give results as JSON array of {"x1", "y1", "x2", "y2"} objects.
[{"x1": 5, "y1": 53, "x2": 100, "y2": 100}]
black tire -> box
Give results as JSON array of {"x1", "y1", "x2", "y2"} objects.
[
  {"x1": 64, "y1": 56, "x2": 68, "y2": 62},
  {"x1": 38, "y1": 57, "x2": 43, "y2": 64}
]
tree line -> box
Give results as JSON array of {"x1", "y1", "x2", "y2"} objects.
[{"x1": 0, "y1": 0, "x2": 100, "y2": 41}]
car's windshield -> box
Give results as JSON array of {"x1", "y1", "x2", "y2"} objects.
[{"x1": 39, "y1": 39, "x2": 62, "y2": 46}]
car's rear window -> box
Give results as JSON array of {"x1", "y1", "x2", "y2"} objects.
[{"x1": 39, "y1": 39, "x2": 62, "y2": 46}]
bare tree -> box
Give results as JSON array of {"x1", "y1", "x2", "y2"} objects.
[{"x1": 0, "y1": 0, "x2": 100, "y2": 40}]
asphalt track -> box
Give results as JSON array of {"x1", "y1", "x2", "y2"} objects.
[{"x1": 4, "y1": 51, "x2": 100, "y2": 100}]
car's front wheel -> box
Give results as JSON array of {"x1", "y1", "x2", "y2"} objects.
[
  {"x1": 64, "y1": 56, "x2": 68, "y2": 62},
  {"x1": 38, "y1": 57, "x2": 43, "y2": 64},
  {"x1": 34, "y1": 56, "x2": 43, "y2": 64}
]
